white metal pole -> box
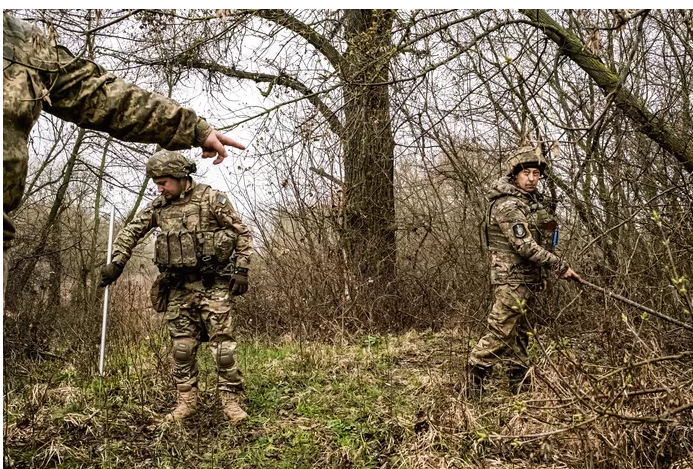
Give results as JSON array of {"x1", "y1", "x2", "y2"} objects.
[{"x1": 99, "y1": 205, "x2": 116, "y2": 376}]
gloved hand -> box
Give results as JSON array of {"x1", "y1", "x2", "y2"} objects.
[
  {"x1": 100, "y1": 262, "x2": 124, "y2": 287},
  {"x1": 229, "y1": 267, "x2": 249, "y2": 296}
]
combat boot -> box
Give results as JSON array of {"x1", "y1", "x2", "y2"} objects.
[
  {"x1": 466, "y1": 365, "x2": 487, "y2": 400},
  {"x1": 166, "y1": 386, "x2": 198, "y2": 421},
  {"x1": 508, "y1": 366, "x2": 530, "y2": 395},
  {"x1": 221, "y1": 392, "x2": 248, "y2": 424}
]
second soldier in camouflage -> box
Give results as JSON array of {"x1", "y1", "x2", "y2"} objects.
[
  {"x1": 467, "y1": 147, "x2": 581, "y2": 398},
  {"x1": 100, "y1": 150, "x2": 253, "y2": 423}
]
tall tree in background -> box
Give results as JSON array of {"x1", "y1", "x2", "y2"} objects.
[{"x1": 170, "y1": 10, "x2": 398, "y2": 287}]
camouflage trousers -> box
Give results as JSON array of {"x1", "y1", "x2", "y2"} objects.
[
  {"x1": 469, "y1": 283, "x2": 542, "y2": 370},
  {"x1": 164, "y1": 275, "x2": 242, "y2": 393}
]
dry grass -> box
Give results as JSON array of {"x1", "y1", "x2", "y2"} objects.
[{"x1": 4, "y1": 327, "x2": 691, "y2": 468}]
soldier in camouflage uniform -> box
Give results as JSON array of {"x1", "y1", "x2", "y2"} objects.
[
  {"x1": 467, "y1": 147, "x2": 581, "y2": 398},
  {"x1": 99, "y1": 150, "x2": 253, "y2": 423},
  {"x1": 3, "y1": 12, "x2": 244, "y2": 290}
]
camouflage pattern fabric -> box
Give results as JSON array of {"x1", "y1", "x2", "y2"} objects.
[
  {"x1": 146, "y1": 150, "x2": 197, "y2": 179},
  {"x1": 3, "y1": 12, "x2": 212, "y2": 248},
  {"x1": 469, "y1": 284, "x2": 539, "y2": 369},
  {"x1": 470, "y1": 176, "x2": 568, "y2": 372},
  {"x1": 486, "y1": 176, "x2": 566, "y2": 285},
  {"x1": 504, "y1": 146, "x2": 547, "y2": 176},
  {"x1": 110, "y1": 179, "x2": 252, "y2": 270},
  {"x1": 166, "y1": 276, "x2": 242, "y2": 392},
  {"x1": 108, "y1": 177, "x2": 252, "y2": 392}
]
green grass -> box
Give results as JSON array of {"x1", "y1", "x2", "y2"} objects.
[{"x1": 4, "y1": 329, "x2": 692, "y2": 468}]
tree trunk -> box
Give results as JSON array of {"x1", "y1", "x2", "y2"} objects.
[{"x1": 342, "y1": 9, "x2": 397, "y2": 286}]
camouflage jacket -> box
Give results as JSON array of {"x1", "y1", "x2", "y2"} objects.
[
  {"x1": 485, "y1": 176, "x2": 567, "y2": 285},
  {"x1": 3, "y1": 13, "x2": 212, "y2": 248},
  {"x1": 111, "y1": 180, "x2": 252, "y2": 272}
]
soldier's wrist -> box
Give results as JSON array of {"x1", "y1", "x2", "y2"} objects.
[
  {"x1": 553, "y1": 262, "x2": 569, "y2": 277},
  {"x1": 194, "y1": 118, "x2": 213, "y2": 146}
]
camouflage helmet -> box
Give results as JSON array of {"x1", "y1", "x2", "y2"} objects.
[
  {"x1": 145, "y1": 150, "x2": 196, "y2": 179},
  {"x1": 504, "y1": 146, "x2": 547, "y2": 177}
]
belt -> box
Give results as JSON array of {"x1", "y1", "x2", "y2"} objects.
[{"x1": 164, "y1": 270, "x2": 202, "y2": 283}]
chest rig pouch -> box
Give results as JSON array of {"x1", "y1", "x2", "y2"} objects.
[
  {"x1": 485, "y1": 196, "x2": 559, "y2": 253},
  {"x1": 528, "y1": 200, "x2": 558, "y2": 251},
  {"x1": 153, "y1": 184, "x2": 238, "y2": 271}
]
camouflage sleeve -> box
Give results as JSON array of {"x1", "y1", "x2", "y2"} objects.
[
  {"x1": 493, "y1": 197, "x2": 568, "y2": 275},
  {"x1": 208, "y1": 189, "x2": 253, "y2": 269},
  {"x1": 111, "y1": 206, "x2": 157, "y2": 266},
  {"x1": 41, "y1": 46, "x2": 211, "y2": 150}
]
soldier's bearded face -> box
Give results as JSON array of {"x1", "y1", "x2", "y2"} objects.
[
  {"x1": 153, "y1": 176, "x2": 186, "y2": 200},
  {"x1": 515, "y1": 168, "x2": 541, "y2": 193}
]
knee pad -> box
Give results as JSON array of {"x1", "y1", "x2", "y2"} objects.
[
  {"x1": 215, "y1": 341, "x2": 237, "y2": 368},
  {"x1": 172, "y1": 337, "x2": 197, "y2": 363}
]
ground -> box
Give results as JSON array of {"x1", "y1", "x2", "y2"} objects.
[{"x1": 3, "y1": 329, "x2": 692, "y2": 468}]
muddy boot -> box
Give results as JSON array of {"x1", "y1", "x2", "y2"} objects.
[
  {"x1": 166, "y1": 385, "x2": 198, "y2": 421},
  {"x1": 466, "y1": 365, "x2": 488, "y2": 400},
  {"x1": 221, "y1": 392, "x2": 248, "y2": 425},
  {"x1": 508, "y1": 366, "x2": 530, "y2": 395}
]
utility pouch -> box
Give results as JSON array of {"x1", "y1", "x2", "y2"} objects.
[
  {"x1": 179, "y1": 231, "x2": 198, "y2": 268},
  {"x1": 200, "y1": 231, "x2": 216, "y2": 258},
  {"x1": 541, "y1": 220, "x2": 559, "y2": 248},
  {"x1": 154, "y1": 232, "x2": 169, "y2": 267},
  {"x1": 213, "y1": 230, "x2": 238, "y2": 263},
  {"x1": 154, "y1": 230, "x2": 199, "y2": 269},
  {"x1": 150, "y1": 274, "x2": 172, "y2": 313},
  {"x1": 541, "y1": 220, "x2": 558, "y2": 232},
  {"x1": 167, "y1": 231, "x2": 184, "y2": 268}
]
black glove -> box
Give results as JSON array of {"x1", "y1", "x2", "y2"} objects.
[
  {"x1": 100, "y1": 262, "x2": 124, "y2": 287},
  {"x1": 229, "y1": 267, "x2": 249, "y2": 296}
]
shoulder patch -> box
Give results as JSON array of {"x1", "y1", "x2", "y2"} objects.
[
  {"x1": 219, "y1": 195, "x2": 227, "y2": 205},
  {"x1": 513, "y1": 223, "x2": 527, "y2": 238}
]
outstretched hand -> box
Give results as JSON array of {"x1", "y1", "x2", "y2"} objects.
[{"x1": 201, "y1": 130, "x2": 246, "y2": 164}]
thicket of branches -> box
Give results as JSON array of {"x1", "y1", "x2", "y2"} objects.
[{"x1": 4, "y1": 9, "x2": 692, "y2": 467}]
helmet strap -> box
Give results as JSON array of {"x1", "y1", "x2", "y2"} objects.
[{"x1": 178, "y1": 177, "x2": 191, "y2": 199}]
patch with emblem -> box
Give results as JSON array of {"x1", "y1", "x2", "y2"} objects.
[
  {"x1": 219, "y1": 195, "x2": 227, "y2": 205},
  {"x1": 513, "y1": 223, "x2": 527, "y2": 238}
]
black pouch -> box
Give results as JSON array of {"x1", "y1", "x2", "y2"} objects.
[
  {"x1": 201, "y1": 268, "x2": 216, "y2": 289},
  {"x1": 150, "y1": 273, "x2": 172, "y2": 312}
]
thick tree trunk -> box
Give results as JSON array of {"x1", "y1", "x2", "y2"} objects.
[
  {"x1": 183, "y1": 9, "x2": 399, "y2": 294},
  {"x1": 342, "y1": 10, "x2": 397, "y2": 285}
]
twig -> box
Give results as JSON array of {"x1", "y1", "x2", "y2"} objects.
[
  {"x1": 82, "y1": 9, "x2": 144, "y2": 35},
  {"x1": 309, "y1": 166, "x2": 343, "y2": 186},
  {"x1": 579, "y1": 279, "x2": 693, "y2": 333}
]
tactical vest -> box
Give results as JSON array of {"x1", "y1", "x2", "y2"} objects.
[
  {"x1": 486, "y1": 197, "x2": 558, "y2": 254},
  {"x1": 153, "y1": 183, "x2": 237, "y2": 270}
]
